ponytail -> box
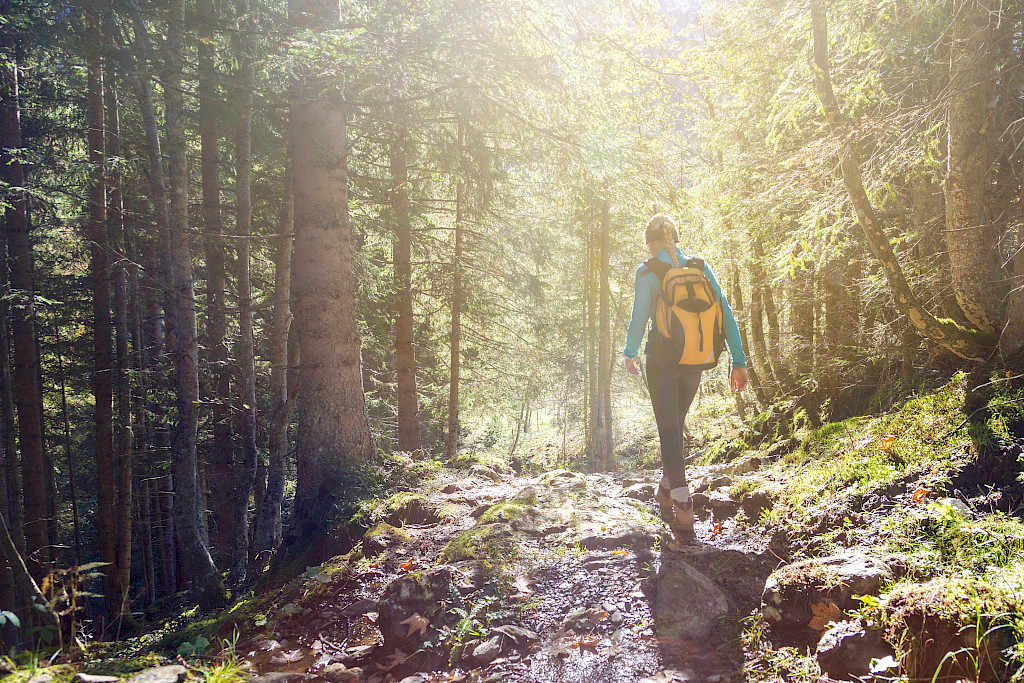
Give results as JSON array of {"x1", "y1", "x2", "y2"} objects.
[{"x1": 644, "y1": 213, "x2": 680, "y2": 267}]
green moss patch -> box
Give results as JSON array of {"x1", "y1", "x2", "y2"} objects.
[{"x1": 440, "y1": 523, "x2": 517, "y2": 567}]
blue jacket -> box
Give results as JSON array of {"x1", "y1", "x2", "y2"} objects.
[{"x1": 623, "y1": 247, "x2": 746, "y2": 368}]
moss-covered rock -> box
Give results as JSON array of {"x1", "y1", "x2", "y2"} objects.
[
  {"x1": 383, "y1": 492, "x2": 442, "y2": 526},
  {"x1": 363, "y1": 522, "x2": 412, "y2": 556},
  {"x1": 882, "y1": 578, "x2": 1019, "y2": 683},
  {"x1": 440, "y1": 523, "x2": 517, "y2": 566},
  {"x1": 762, "y1": 552, "x2": 893, "y2": 645}
]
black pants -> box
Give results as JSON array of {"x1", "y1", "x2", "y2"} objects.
[{"x1": 646, "y1": 358, "x2": 702, "y2": 489}]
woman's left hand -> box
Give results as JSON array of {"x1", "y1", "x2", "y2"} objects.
[{"x1": 730, "y1": 367, "x2": 749, "y2": 393}]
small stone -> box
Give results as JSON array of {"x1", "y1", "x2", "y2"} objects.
[
  {"x1": 340, "y1": 599, "x2": 378, "y2": 616},
  {"x1": 76, "y1": 675, "x2": 120, "y2": 683},
  {"x1": 708, "y1": 475, "x2": 733, "y2": 490},
  {"x1": 491, "y1": 624, "x2": 539, "y2": 645},
  {"x1": 815, "y1": 620, "x2": 895, "y2": 680},
  {"x1": 564, "y1": 606, "x2": 586, "y2": 624},
  {"x1": 708, "y1": 490, "x2": 739, "y2": 519},
  {"x1": 321, "y1": 664, "x2": 361, "y2": 683},
  {"x1": 396, "y1": 676, "x2": 426, "y2": 683},
  {"x1": 622, "y1": 482, "x2": 656, "y2": 500},
  {"x1": 473, "y1": 634, "x2": 503, "y2": 665},
  {"x1": 441, "y1": 483, "x2": 462, "y2": 494},
  {"x1": 470, "y1": 464, "x2": 500, "y2": 481},
  {"x1": 610, "y1": 610, "x2": 624, "y2": 624},
  {"x1": 128, "y1": 666, "x2": 188, "y2": 683},
  {"x1": 248, "y1": 674, "x2": 311, "y2": 683},
  {"x1": 27, "y1": 674, "x2": 53, "y2": 683}
]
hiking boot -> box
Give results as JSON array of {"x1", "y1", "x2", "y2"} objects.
[{"x1": 669, "y1": 486, "x2": 696, "y2": 542}]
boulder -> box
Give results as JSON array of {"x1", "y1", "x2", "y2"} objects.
[
  {"x1": 762, "y1": 552, "x2": 892, "y2": 645},
  {"x1": 378, "y1": 565, "x2": 464, "y2": 649},
  {"x1": 882, "y1": 578, "x2": 1015, "y2": 683},
  {"x1": 815, "y1": 620, "x2": 895, "y2": 681},
  {"x1": 652, "y1": 556, "x2": 730, "y2": 642},
  {"x1": 76, "y1": 676, "x2": 119, "y2": 683}
]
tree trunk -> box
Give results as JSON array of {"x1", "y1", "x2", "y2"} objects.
[
  {"x1": 87, "y1": 25, "x2": 118, "y2": 617},
  {"x1": 1, "y1": 14, "x2": 49, "y2": 583},
  {"x1": 0, "y1": 245, "x2": 23, "y2": 560},
  {"x1": 230, "y1": 0, "x2": 259, "y2": 586},
  {"x1": 594, "y1": 189, "x2": 613, "y2": 471},
  {"x1": 792, "y1": 254, "x2": 815, "y2": 375},
  {"x1": 104, "y1": 61, "x2": 133, "y2": 620},
  {"x1": 392, "y1": 135, "x2": 421, "y2": 451},
  {"x1": 126, "y1": 227, "x2": 155, "y2": 604},
  {"x1": 289, "y1": 0, "x2": 374, "y2": 540},
  {"x1": 162, "y1": 0, "x2": 225, "y2": 609},
  {"x1": 810, "y1": 0, "x2": 995, "y2": 361},
  {"x1": 446, "y1": 123, "x2": 464, "y2": 461},
  {"x1": 252, "y1": 150, "x2": 294, "y2": 567},
  {"x1": 1001, "y1": 170, "x2": 1024, "y2": 358},
  {"x1": 945, "y1": 0, "x2": 1006, "y2": 334},
  {"x1": 196, "y1": 0, "x2": 234, "y2": 569}
]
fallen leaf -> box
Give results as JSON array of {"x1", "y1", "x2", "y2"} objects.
[
  {"x1": 711, "y1": 521, "x2": 724, "y2": 536},
  {"x1": 612, "y1": 549, "x2": 628, "y2": 555},
  {"x1": 879, "y1": 434, "x2": 896, "y2": 452},
  {"x1": 269, "y1": 649, "x2": 304, "y2": 664},
  {"x1": 399, "y1": 558, "x2": 416, "y2": 571},
  {"x1": 379, "y1": 648, "x2": 407, "y2": 672},
  {"x1": 912, "y1": 487, "x2": 931, "y2": 503},
  {"x1": 399, "y1": 612, "x2": 429, "y2": 637},
  {"x1": 808, "y1": 601, "x2": 843, "y2": 631},
  {"x1": 584, "y1": 608, "x2": 607, "y2": 624},
  {"x1": 601, "y1": 526, "x2": 608, "y2": 531},
  {"x1": 577, "y1": 634, "x2": 601, "y2": 651}
]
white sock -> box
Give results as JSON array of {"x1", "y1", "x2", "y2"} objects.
[{"x1": 670, "y1": 485, "x2": 690, "y2": 504}]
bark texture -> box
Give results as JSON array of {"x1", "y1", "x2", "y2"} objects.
[
  {"x1": 252, "y1": 150, "x2": 294, "y2": 565},
  {"x1": 1, "y1": 17, "x2": 49, "y2": 583},
  {"x1": 289, "y1": 0, "x2": 374, "y2": 539},
  {"x1": 197, "y1": 0, "x2": 234, "y2": 567},
  {"x1": 392, "y1": 137, "x2": 421, "y2": 451},
  {"x1": 945, "y1": 0, "x2": 1006, "y2": 334},
  {"x1": 162, "y1": 0, "x2": 225, "y2": 608}
]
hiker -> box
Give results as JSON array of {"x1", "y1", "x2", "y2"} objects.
[{"x1": 623, "y1": 213, "x2": 748, "y2": 540}]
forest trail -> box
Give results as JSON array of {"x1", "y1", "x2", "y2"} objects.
[{"x1": 228, "y1": 455, "x2": 778, "y2": 683}]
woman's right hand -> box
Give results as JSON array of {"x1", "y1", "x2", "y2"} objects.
[{"x1": 625, "y1": 356, "x2": 641, "y2": 376}]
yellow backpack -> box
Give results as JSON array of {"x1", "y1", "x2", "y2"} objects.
[{"x1": 644, "y1": 256, "x2": 725, "y2": 369}]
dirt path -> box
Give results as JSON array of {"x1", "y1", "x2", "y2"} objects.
[{"x1": 239, "y1": 466, "x2": 777, "y2": 683}]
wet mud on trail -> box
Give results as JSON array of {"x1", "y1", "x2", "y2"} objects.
[{"x1": 235, "y1": 467, "x2": 778, "y2": 683}]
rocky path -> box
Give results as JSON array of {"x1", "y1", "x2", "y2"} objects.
[{"x1": 233, "y1": 460, "x2": 779, "y2": 683}]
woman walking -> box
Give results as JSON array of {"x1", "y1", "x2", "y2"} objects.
[{"x1": 624, "y1": 214, "x2": 748, "y2": 540}]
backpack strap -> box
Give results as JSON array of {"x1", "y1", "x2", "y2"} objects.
[{"x1": 643, "y1": 258, "x2": 671, "y2": 281}]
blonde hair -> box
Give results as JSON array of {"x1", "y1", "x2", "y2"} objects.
[{"x1": 644, "y1": 213, "x2": 680, "y2": 267}]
